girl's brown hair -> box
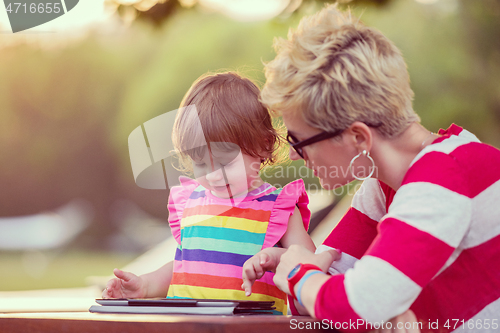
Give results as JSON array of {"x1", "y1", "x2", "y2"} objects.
[{"x1": 172, "y1": 72, "x2": 284, "y2": 173}]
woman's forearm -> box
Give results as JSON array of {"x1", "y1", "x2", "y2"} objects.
[{"x1": 294, "y1": 273, "x2": 331, "y2": 317}]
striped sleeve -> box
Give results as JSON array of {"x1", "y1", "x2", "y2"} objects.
[
  {"x1": 322, "y1": 178, "x2": 384, "y2": 260},
  {"x1": 315, "y1": 151, "x2": 472, "y2": 327}
]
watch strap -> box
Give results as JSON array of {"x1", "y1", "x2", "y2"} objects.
[{"x1": 287, "y1": 263, "x2": 321, "y2": 299}]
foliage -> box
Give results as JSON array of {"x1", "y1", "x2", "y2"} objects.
[
  {"x1": 0, "y1": 250, "x2": 135, "y2": 291},
  {"x1": 109, "y1": 0, "x2": 393, "y2": 26},
  {"x1": 0, "y1": 0, "x2": 499, "y2": 251}
]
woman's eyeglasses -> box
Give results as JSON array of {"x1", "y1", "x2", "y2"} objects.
[{"x1": 286, "y1": 129, "x2": 344, "y2": 159}]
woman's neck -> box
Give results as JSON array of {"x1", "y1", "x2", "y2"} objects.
[{"x1": 370, "y1": 123, "x2": 439, "y2": 191}]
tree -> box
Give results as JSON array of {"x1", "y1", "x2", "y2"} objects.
[{"x1": 109, "y1": 0, "x2": 394, "y2": 27}]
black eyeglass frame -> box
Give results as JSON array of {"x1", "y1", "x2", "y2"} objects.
[{"x1": 287, "y1": 129, "x2": 344, "y2": 159}]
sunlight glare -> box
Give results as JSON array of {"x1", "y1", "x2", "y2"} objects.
[
  {"x1": 414, "y1": 0, "x2": 440, "y2": 4},
  {"x1": 199, "y1": 0, "x2": 291, "y2": 22}
]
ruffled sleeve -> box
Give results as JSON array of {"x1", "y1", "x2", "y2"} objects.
[
  {"x1": 263, "y1": 179, "x2": 311, "y2": 249},
  {"x1": 167, "y1": 176, "x2": 199, "y2": 245}
]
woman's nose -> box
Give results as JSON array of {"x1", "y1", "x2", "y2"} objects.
[{"x1": 289, "y1": 147, "x2": 301, "y2": 161}]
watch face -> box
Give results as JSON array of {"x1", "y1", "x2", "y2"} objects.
[{"x1": 287, "y1": 264, "x2": 302, "y2": 280}]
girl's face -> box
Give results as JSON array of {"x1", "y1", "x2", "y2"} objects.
[{"x1": 191, "y1": 143, "x2": 262, "y2": 199}]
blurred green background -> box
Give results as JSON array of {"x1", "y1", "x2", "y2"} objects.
[{"x1": 1, "y1": 0, "x2": 499, "y2": 290}]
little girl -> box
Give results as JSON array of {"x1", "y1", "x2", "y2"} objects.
[{"x1": 102, "y1": 72, "x2": 316, "y2": 315}]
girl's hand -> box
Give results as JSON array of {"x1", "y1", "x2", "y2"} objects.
[
  {"x1": 241, "y1": 248, "x2": 284, "y2": 296},
  {"x1": 101, "y1": 268, "x2": 147, "y2": 299}
]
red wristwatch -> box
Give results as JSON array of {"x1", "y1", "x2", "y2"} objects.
[{"x1": 287, "y1": 263, "x2": 322, "y2": 300}]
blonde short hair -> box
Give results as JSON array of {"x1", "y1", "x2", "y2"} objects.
[{"x1": 261, "y1": 4, "x2": 419, "y2": 138}]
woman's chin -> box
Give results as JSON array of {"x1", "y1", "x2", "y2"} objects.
[
  {"x1": 319, "y1": 177, "x2": 331, "y2": 190},
  {"x1": 319, "y1": 177, "x2": 346, "y2": 190}
]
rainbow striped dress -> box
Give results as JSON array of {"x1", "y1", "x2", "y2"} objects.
[{"x1": 166, "y1": 177, "x2": 310, "y2": 315}]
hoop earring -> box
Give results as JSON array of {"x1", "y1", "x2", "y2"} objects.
[{"x1": 349, "y1": 150, "x2": 375, "y2": 181}]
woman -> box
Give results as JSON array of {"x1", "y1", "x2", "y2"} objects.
[{"x1": 260, "y1": 4, "x2": 500, "y2": 333}]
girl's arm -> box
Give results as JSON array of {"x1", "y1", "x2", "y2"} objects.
[
  {"x1": 279, "y1": 206, "x2": 316, "y2": 252},
  {"x1": 102, "y1": 261, "x2": 173, "y2": 299},
  {"x1": 140, "y1": 260, "x2": 174, "y2": 297},
  {"x1": 278, "y1": 206, "x2": 316, "y2": 314}
]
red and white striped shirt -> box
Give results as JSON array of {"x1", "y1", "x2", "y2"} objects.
[{"x1": 315, "y1": 124, "x2": 500, "y2": 332}]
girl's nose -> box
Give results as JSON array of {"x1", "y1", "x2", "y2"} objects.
[{"x1": 205, "y1": 167, "x2": 223, "y2": 182}]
